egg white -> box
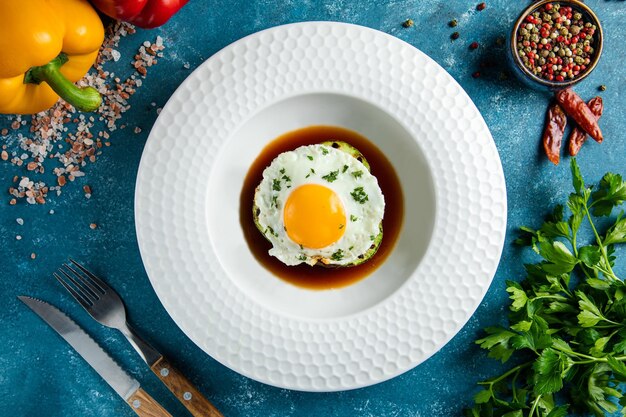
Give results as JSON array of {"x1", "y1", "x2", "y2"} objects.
[{"x1": 254, "y1": 144, "x2": 385, "y2": 266}]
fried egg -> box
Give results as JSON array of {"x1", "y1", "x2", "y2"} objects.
[{"x1": 253, "y1": 144, "x2": 385, "y2": 266}]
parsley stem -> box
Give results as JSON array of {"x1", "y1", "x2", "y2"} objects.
[
  {"x1": 529, "y1": 394, "x2": 542, "y2": 417},
  {"x1": 583, "y1": 204, "x2": 620, "y2": 282},
  {"x1": 554, "y1": 343, "x2": 626, "y2": 362},
  {"x1": 477, "y1": 361, "x2": 532, "y2": 386},
  {"x1": 569, "y1": 235, "x2": 595, "y2": 281}
]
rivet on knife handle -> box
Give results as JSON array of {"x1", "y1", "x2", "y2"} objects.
[
  {"x1": 128, "y1": 388, "x2": 174, "y2": 417},
  {"x1": 152, "y1": 356, "x2": 224, "y2": 417}
]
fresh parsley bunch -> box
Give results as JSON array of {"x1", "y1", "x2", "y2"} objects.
[{"x1": 466, "y1": 159, "x2": 626, "y2": 417}]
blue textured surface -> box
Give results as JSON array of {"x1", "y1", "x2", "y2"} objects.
[{"x1": 1, "y1": 1, "x2": 624, "y2": 416}]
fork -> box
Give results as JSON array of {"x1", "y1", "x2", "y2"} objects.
[{"x1": 54, "y1": 259, "x2": 224, "y2": 417}]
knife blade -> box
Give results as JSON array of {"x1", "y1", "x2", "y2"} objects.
[{"x1": 18, "y1": 296, "x2": 173, "y2": 417}]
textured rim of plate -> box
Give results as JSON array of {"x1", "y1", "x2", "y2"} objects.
[{"x1": 135, "y1": 22, "x2": 507, "y2": 392}]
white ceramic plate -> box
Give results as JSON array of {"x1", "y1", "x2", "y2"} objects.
[{"x1": 135, "y1": 22, "x2": 506, "y2": 392}]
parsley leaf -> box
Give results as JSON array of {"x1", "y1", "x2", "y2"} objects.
[
  {"x1": 604, "y1": 217, "x2": 626, "y2": 246},
  {"x1": 533, "y1": 348, "x2": 572, "y2": 395},
  {"x1": 272, "y1": 179, "x2": 281, "y2": 191},
  {"x1": 539, "y1": 241, "x2": 578, "y2": 274},
  {"x1": 571, "y1": 158, "x2": 584, "y2": 194},
  {"x1": 506, "y1": 280, "x2": 528, "y2": 311},
  {"x1": 352, "y1": 170, "x2": 364, "y2": 179},
  {"x1": 578, "y1": 245, "x2": 602, "y2": 269},
  {"x1": 591, "y1": 172, "x2": 626, "y2": 217},
  {"x1": 475, "y1": 327, "x2": 516, "y2": 363}
]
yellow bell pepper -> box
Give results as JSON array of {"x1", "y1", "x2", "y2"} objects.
[{"x1": 0, "y1": 0, "x2": 105, "y2": 114}]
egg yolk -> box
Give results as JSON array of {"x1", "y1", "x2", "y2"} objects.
[{"x1": 283, "y1": 184, "x2": 346, "y2": 249}]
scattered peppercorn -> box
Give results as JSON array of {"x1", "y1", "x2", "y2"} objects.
[
  {"x1": 402, "y1": 19, "x2": 414, "y2": 28},
  {"x1": 451, "y1": 32, "x2": 460, "y2": 40},
  {"x1": 477, "y1": 2, "x2": 486, "y2": 11},
  {"x1": 472, "y1": 71, "x2": 481, "y2": 78},
  {"x1": 30, "y1": 253, "x2": 36, "y2": 260},
  {"x1": 470, "y1": 41, "x2": 479, "y2": 50},
  {"x1": 449, "y1": 19, "x2": 458, "y2": 27},
  {"x1": 90, "y1": 223, "x2": 98, "y2": 230},
  {"x1": 516, "y1": 2, "x2": 598, "y2": 82},
  {"x1": 599, "y1": 85, "x2": 606, "y2": 91}
]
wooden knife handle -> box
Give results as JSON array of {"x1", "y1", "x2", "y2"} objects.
[
  {"x1": 127, "y1": 388, "x2": 173, "y2": 417},
  {"x1": 151, "y1": 356, "x2": 224, "y2": 417}
]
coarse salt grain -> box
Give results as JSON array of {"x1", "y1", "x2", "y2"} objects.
[{"x1": 16, "y1": 218, "x2": 24, "y2": 225}]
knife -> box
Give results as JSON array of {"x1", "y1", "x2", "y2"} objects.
[{"x1": 18, "y1": 296, "x2": 172, "y2": 417}]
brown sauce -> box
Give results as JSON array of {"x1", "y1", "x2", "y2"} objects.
[{"x1": 240, "y1": 125, "x2": 404, "y2": 290}]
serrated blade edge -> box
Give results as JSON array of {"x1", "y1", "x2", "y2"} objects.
[{"x1": 18, "y1": 296, "x2": 140, "y2": 401}]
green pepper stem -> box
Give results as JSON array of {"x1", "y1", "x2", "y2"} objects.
[{"x1": 25, "y1": 54, "x2": 101, "y2": 112}]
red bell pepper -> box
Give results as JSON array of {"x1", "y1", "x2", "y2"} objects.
[{"x1": 90, "y1": 0, "x2": 189, "y2": 28}]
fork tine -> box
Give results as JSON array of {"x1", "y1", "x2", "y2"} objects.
[
  {"x1": 58, "y1": 267, "x2": 99, "y2": 303},
  {"x1": 69, "y1": 258, "x2": 108, "y2": 292},
  {"x1": 53, "y1": 272, "x2": 94, "y2": 309},
  {"x1": 62, "y1": 263, "x2": 104, "y2": 296}
]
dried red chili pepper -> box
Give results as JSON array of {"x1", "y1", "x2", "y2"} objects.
[
  {"x1": 568, "y1": 96, "x2": 603, "y2": 156},
  {"x1": 555, "y1": 88, "x2": 603, "y2": 143},
  {"x1": 543, "y1": 102, "x2": 567, "y2": 165}
]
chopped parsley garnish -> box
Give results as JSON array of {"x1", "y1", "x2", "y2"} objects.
[
  {"x1": 272, "y1": 195, "x2": 279, "y2": 208},
  {"x1": 321, "y1": 147, "x2": 329, "y2": 155},
  {"x1": 348, "y1": 245, "x2": 354, "y2": 251},
  {"x1": 307, "y1": 155, "x2": 314, "y2": 161},
  {"x1": 352, "y1": 170, "x2": 364, "y2": 179},
  {"x1": 369, "y1": 234, "x2": 376, "y2": 241},
  {"x1": 350, "y1": 214, "x2": 358, "y2": 222},
  {"x1": 305, "y1": 168, "x2": 315, "y2": 179},
  {"x1": 282, "y1": 174, "x2": 291, "y2": 182},
  {"x1": 351, "y1": 186, "x2": 369, "y2": 204},
  {"x1": 322, "y1": 170, "x2": 339, "y2": 183},
  {"x1": 272, "y1": 179, "x2": 281, "y2": 191},
  {"x1": 331, "y1": 249, "x2": 344, "y2": 261},
  {"x1": 342, "y1": 165, "x2": 349, "y2": 173},
  {"x1": 298, "y1": 254, "x2": 307, "y2": 261},
  {"x1": 266, "y1": 226, "x2": 279, "y2": 237},
  {"x1": 279, "y1": 168, "x2": 285, "y2": 174}
]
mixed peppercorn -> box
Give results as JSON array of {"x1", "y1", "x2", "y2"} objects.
[{"x1": 516, "y1": 3, "x2": 598, "y2": 82}]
